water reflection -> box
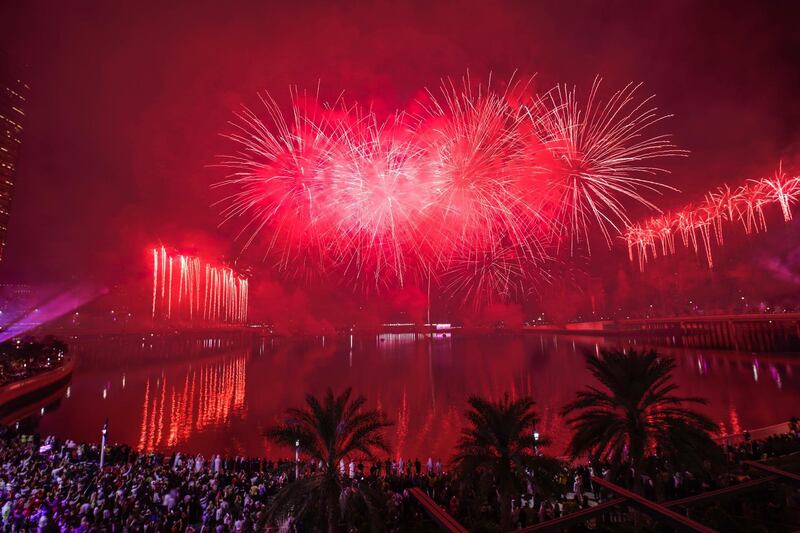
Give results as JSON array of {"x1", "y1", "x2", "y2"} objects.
[
  {"x1": 137, "y1": 356, "x2": 246, "y2": 452},
  {"x1": 25, "y1": 333, "x2": 800, "y2": 460}
]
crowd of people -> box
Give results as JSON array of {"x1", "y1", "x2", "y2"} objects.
[
  {"x1": 0, "y1": 421, "x2": 799, "y2": 531},
  {"x1": 0, "y1": 426, "x2": 303, "y2": 532}
]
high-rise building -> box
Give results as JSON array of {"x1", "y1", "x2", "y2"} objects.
[{"x1": 0, "y1": 51, "x2": 28, "y2": 262}]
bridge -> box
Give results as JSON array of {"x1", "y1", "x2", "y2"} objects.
[{"x1": 525, "y1": 312, "x2": 800, "y2": 352}]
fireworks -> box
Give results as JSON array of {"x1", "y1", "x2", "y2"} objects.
[
  {"x1": 216, "y1": 75, "x2": 681, "y2": 303},
  {"x1": 151, "y1": 247, "x2": 248, "y2": 323},
  {"x1": 625, "y1": 162, "x2": 800, "y2": 270},
  {"x1": 441, "y1": 240, "x2": 550, "y2": 309},
  {"x1": 529, "y1": 79, "x2": 685, "y2": 250}
]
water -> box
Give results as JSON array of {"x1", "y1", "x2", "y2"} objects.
[{"x1": 26, "y1": 332, "x2": 800, "y2": 461}]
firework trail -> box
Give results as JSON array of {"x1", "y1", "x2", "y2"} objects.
[
  {"x1": 216, "y1": 74, "x2": 682, "y2": 304},
  {"x1": 625, "y1": 161, "x2": 800, "y2": 270},
  {"x1": 760, "y1": 161, "x2": 800, "y2": 223},
  {"x1": 151, "y1": 247, "x2": 248, "y2": 323}
]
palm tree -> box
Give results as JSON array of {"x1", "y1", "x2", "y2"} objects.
[
  {"x1": 265, "y1": 387, "x2": 392, "y2": 532},
  {"x1": 453, "y1": 394, "x2": 562, "y2": 531},
  {"x1": 562, "y1": 349, "x2": 718, "y2": 493}
]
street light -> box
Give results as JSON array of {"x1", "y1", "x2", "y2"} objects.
[
  {"x1": 99, "y1": 419, "x2": 108, "y2": 469},
  {"x1": 295, "y1": 439, "x2": 300, "y2": 479},
  {"x1": 533, "y1": 430, "x2": 540, "y2": 455}
]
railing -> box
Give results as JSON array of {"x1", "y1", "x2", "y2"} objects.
[
  {"x1": 590, "y1": 477, "x2": 716, "y2": 532},
  {"x1": 715, "y1": 422, "x2": 791, "y2": 444},
  {"x1": 408, "y1": 487, "x2": 469, "y2": 533},
  {"x1": 409, "y1": 458, "x2": 800, "y2": 532}
]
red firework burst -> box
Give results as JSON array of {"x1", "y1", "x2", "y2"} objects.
[
  {"x1": 529, "y1": 78, "x2": 685, "y2": 250},
  {"x1": 216, "y1": 75, "x2": 682, "y2": 303}
]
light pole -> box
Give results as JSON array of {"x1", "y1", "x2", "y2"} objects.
[
  {"x1": 99, "y1": 419, "x2": 108, "y2": 469},
  {"x1": 533, "y1": 430, "x2": 540, "y2": 456},
  {"x1": 295, "y1": 439, "x2": 300, "y2": 479}
]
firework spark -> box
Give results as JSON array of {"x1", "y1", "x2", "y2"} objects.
[{"x1": 528, "y1": 78, "x2": 685, "y2": 250}]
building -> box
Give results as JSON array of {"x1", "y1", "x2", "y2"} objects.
[{"x1": 0, "y1": 51, "x2": 28, "y2": 262}]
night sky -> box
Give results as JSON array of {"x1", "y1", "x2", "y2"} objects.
[{"x1": 1, "y1": 1, "x2": 799, "y2": 323}]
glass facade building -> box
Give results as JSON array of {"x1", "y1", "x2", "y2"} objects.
[{"x1": 0, "y1": 52, "x2": 28, "y2": 262}]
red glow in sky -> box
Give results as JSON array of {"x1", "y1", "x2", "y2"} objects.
[{"x1": 1, "y1": 1, "x2": 799, "y2": 321}]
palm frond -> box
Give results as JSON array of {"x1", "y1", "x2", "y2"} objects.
[{"x1": 564, "y1": 349, "x2": 717, "y2": 472}]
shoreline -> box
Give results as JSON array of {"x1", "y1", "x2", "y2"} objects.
[{"x1": 0, "y1": 357, "x2": 74, "y2": 425}]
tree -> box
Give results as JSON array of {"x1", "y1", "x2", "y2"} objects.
[
  {"x1": 453, "y1": 394, "x2": 562, "y2": 531},
  {"x1": 562, "y1": 349, "x2": 718, "y2": 492},
  {"x1": 264, "y1": 387, "x2": 392, "y2": 532}
]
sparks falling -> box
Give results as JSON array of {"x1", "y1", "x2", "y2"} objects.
[
  {"x1": 624, "y1": 162, "x2": 800, "y2": 270},
  {"x1": 151, "y1": 247, "x2": 249, "y2": 323}
]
